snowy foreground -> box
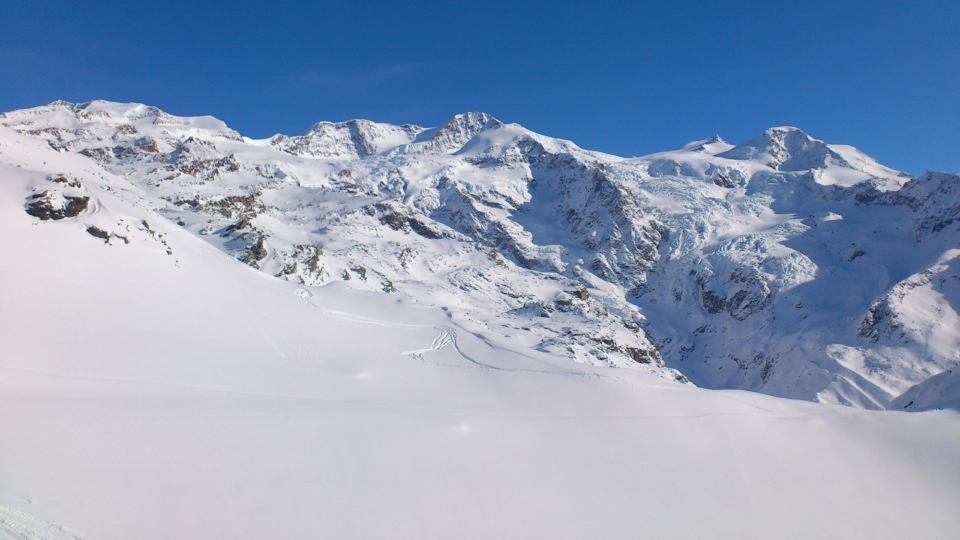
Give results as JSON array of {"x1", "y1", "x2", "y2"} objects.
[{"x1": 1, "y1": 104, "x2": 960, "y2": 538}]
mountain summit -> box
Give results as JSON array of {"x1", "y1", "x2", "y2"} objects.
[{"x1": 717, "y1": 126, "x2": 910, "y2": 189}]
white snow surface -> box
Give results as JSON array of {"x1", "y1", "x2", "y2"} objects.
[
  {"x1": 892, "y1": 368, "x2": 960, "y2": 412},
  {"x1": 2, "y1": 100, "x2": 960, "y2": 537}
]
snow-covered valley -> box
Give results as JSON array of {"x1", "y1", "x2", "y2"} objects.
[{"x1": 1, "y1": 101, "x2": 959, "y2": 538}]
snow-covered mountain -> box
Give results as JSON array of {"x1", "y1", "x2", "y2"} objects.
[
  {"x1": 2, "y1": 100, "x2": 960, "y2": 538},
  {"x1": 3, "y1": 99, "x2": 959, "y2": 411}
]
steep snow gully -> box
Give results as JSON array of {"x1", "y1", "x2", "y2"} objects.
[{"x1": 1, "y1": 101, "x2": 959, "y2": 538}]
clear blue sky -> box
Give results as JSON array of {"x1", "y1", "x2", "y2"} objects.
[{"x1": 1, "y1": 1, "x2": 957, "y2": 173}]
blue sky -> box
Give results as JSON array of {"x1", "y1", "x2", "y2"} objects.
[{"x1": 1, "y1": 1, "x2": 957, "y2": 173}]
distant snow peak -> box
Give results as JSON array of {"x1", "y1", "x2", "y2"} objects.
[
  {"x1": 717, "y1": 126, "x2": 831, "y2": 170},
  {"x1": 713, "y1": 126, "x2": 911, "y2": 190},
  {"x1": 423, "y1": 111, "x2": 504, "y2": 154},
  {"x1": 680, "y1": 134, "x2": 732, "y2": 154},
  {"x1": 437, "y1": 111, "x2": 503, "y2": 139},
  {"x1": 266, "y1": 111, "x2": 505, "y2": 158},
  {"x1": 270, "y1": 118, "x2": 424, "y2": 158}
]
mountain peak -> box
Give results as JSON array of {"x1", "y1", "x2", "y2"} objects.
[
  {"x1": 439, "y1": 111, "x2": 503, "y2": 135},
  {"x1": 421, "y1": 111, "x2": 504, "y2": 153},
  {"x1": 716, "y1": 127, "x2": 823, "y2": 170},
  {"x1": 680, "y1": 134, "x2": 733, "y2": 154},
  {"x1": 714, "y1": 127, "x2": 909, "y2": 188},
  {"x1": 271, "y1": 117, "x2": 425, "y2": 158},
  {"x1": 445, "y1": 111, "x2": 501, "y2": 126},
  {"x1": 765, "y1": 125, "x2": 809, "y2": 135}
]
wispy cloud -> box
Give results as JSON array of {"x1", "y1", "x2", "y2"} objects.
[{"x1": 298, "y1": 61, "x2": 439, "y2": 88}]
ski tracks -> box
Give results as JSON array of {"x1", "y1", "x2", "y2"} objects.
[
  {"x1": 294, "y1": 289, "x2": 485, "y2": 368},
  {"x1": 0, "y1": 507, "x2": 84, "y2": 540},
  {"x1": 403, "y1": 326, "x2": 484, "y2": 369}
]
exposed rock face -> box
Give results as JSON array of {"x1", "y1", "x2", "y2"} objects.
[
  {"x1": 422, "y1": 112, "x2": 504, "y2": 153},
  {"x1": 166, "y1": 138, "x2": 240, "y2": 182},
  {"x1": 85, "y1": 225, "x2": 111, "y2": 242},
  {"x1": 271, "y1": 119, "x2": 425, "y2": 158},
  {"x1": 24, "y1": 176, "x2": 91, "y2": 220},
  {"x1": 6, "y1": 99, "x2": 960, "y2": 409},
  {"x1": 26, "y1": 192, "x2": 89, "y2": 220}
]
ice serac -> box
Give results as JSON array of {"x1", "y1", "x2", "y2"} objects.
[{"x1": 4, "y1": 99, "x2": 960, "y2": 408}]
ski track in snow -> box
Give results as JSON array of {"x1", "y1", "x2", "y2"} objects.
[
  {"x1": 294, "y1": 290, "x2": 548, "y2": 373},
  {"x1": 0, "y1": 507, "x2": 84, "y2": 540},
  {"x1": 403, "y1": 326, "x2": 457, "y2": 362}
]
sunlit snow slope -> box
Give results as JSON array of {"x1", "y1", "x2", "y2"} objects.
[{"x1": 2, "y1": 104, "x2": 960, "y2": 538}]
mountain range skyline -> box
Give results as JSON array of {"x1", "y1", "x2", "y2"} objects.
[{"x1": 2, "y1": 1, "x2": 958, "y2": 174}]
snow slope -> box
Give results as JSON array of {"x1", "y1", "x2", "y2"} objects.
[
  {"x1": 4, "y1": 100, "x2": 960, "y2": 411},
  {"x1": 892, "y1": 368, "x2": 960, "y2": 412},
  {"x1": 2, "y1": 118, "x2": 959, "y2": 538}
]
